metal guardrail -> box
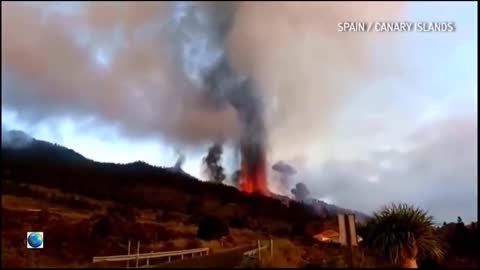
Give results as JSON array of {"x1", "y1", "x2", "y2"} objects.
[
  {"x1": 243, "y1": 245, "x2": 267, "y2": 257},
  {"x1": 93, "y1": 239, "x2": 272, "y2": 268},
  {"x1": 92, "y1": 247, "x2": 210, "y2": 266},
  {"x1": 242, "y1": 239, "x2": 274, "y2": 263}
]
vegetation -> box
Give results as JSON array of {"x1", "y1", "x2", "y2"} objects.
[
  {"x1": 2, "y1": 180, "x2": 100, "y2": 211},
  {"x1": 259, "y1": 238, "x2": 306, "y2": 268},
  {"x1": 361, "y1": 203, "x2": 444, "y2": 268},
  {"x1": 91, "y1": 215, "x2": 114, "y2": 238},
  {"x1": 432, "y1": 218, "x2": 478, "y2": 268},
  {"x1": 197, "y1": 216, "x2": 230, "y2": 240}
]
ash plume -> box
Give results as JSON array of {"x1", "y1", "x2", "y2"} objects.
[
  {"x1": 3, "y1": 2, "x2": 408, "y2": 181},
  {"x1": 203, "y1": 143, "x2": 225, "y2": 183},
  {"x1": 291, "y1": 182, "x2": 311, "y2": 202},
  {"x1": 272, "y1": 161, "x2": 297, "y2": 193},
  {"x1": 231, "y1": 169, "x2": 241, "y2": 187},
  {"x1": 2, "y1": 2, "x2": 242, "y2": 145},
  {"x1": 170, "y1": 2, "x2": 268, "y2": 192},
  {"x1": 174, "y1": 149, "x2": 185, "y2": 170},
  {"x1": 2, "y1": 2, "x2": 407, "y2": 147}
]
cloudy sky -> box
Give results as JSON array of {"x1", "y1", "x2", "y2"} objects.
[{"x1": 2, "y1": 2, "x2": 477, "y2": 223}]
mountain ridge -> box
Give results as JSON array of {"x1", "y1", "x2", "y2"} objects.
[{"x1": 2, "y1": 129, "x2": 369, "y2": 222}]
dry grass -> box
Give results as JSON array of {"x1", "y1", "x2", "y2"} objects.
[
  {"x1": 258, "y1": 238, "x2": 306, "y2": 268},
  {"x1": 229, "y1": 228, "x2": 260, "y2": 246},
  {"x1": 199, "y1": 240, "x2": 224, "y2": 252},
  {"x1": 2, "y1": 179, "x2": 110, "y2": 215},
  {"x1": 163, "y1": 220, "x2": 197, "y2": 235},
  {"x1": 1, "y1": 185, "x2": 306, "y2": 268}
]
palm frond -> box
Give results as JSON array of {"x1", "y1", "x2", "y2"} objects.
[{"x1": 363, "y1": 203, "x2": 445, "y2": 265}]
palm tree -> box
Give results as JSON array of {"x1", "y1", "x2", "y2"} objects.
[{"x1": 362, "y1": 203, "x2": 444, "y2": 268}]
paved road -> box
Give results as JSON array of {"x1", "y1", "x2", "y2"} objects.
[{"x1": 150, "y1": 245, "x2": 255, "y2": 268}]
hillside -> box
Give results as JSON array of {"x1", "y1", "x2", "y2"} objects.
[
  {"x1": 2, "y1": 130, "x2": 324, "y2": 232},
  {"x1": 1, "y1": 129, "x2": 368, "y2": 222},
  {"x1": 1, "y1": 130, "x2": 333, "y2": 268}
]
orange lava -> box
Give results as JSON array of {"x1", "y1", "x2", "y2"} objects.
[{"x1": 239, "y1": 153, "x2": 269, "y2": 195}]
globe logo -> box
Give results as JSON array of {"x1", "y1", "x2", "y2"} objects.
[{"x1": 27, "y1": 232, "x2": 44, "y2": 248}]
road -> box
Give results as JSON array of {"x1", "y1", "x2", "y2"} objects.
[{"x1": 149, "y1": 245, "x2": 256, "y2": 268}]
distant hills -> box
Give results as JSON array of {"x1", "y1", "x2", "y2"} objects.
[
  {"x1": 1, "y1": 129, "x2": 193, "y2": 177},
  {"x1": 2, "y1": 129, "x2": 92, "y2": 165},
  {"x1": 2, "y1": 129, "x2": 369, "y2": 223}
]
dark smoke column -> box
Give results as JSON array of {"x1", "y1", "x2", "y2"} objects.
[
  {"x1": 170, "y1": 2, "x2": 268, "y2": 195},
  {"x1": 205, "y1": 59, "x2": 268, "y2": 195},
  {"x1": 203, "y1": 143, "x2": 226, "y2": 183},
  {"x1": 232, "y1": 80, "x2": 268, "y2": 195}
]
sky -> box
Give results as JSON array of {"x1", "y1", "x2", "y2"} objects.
[{"x1": 2, "y1": 1, "x2": 477, "y2": 223}]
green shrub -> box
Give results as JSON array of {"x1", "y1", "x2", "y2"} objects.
[{"x1": 229, "y1": 215, "x2": 247, "y2": 228}]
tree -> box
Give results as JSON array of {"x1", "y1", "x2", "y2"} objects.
[
  {"x1": 197, "y1": 216, "x2": 229, "y2": 240},
  {"x1": 362, "y1": 203, "x2": 444, "y2": 268},
  {"x1": 91, "y1": 215, "x2": 113, "y2": 238}
]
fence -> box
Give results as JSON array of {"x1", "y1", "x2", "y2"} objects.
[
  {"x1": 92, "y1": 241, "x2": 210, "y2": 268},
  {"x1": 243, "y1": 239, "x2": 274, "y2": 261},
  {"x1": 93, "y1": 239, "x2": 273, "y2": 268}
]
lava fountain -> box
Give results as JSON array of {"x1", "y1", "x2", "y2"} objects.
[
  {"x1": 240, "y1": 152, "x2": 269, "y2": 195},
  {"x1": 239, "y1": 145, "x2": 268, "y2": 195}
]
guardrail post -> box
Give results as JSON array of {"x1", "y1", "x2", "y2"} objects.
[
  {"x1": 136, "y1": 241, "x2": 140, "y2": 268},
  {"x1": 257, "y1": 240, "x2": 261, "y2": 261},
  {"x1": 146, "y1": 250, "x2": 153, "y2": 267},
  {"x1": 270, "y1": 239, "x2": 274, "y2": 258},
  {"x1": 127, "y1": 240, "x2": 131, "y2": 268}
]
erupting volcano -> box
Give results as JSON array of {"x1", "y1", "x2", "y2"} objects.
[
  {"x1": 170, "y1": 2, "x2": 271, "y2": 196},
  {"x1": 232, "y1": 77, "x2": 270, "y2": 196}
]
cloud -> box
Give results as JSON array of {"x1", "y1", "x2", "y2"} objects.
[{"x1": 300, "y1": 113, "x2": 477, "y2": 223}]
